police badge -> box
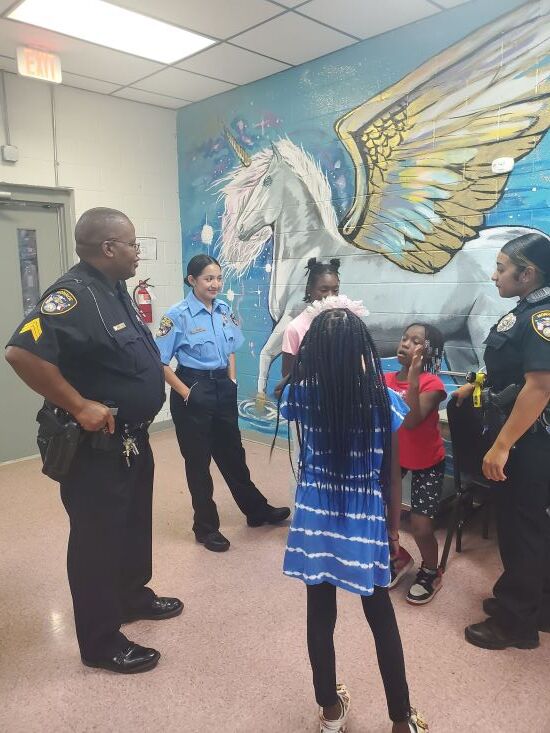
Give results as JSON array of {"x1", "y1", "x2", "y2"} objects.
[{"x1": 496, "y1": 313, "x2": 516, "y2": 332}]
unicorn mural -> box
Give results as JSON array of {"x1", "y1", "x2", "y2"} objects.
[{"x1": 216, "y1": 0, "x2": 550, "y2": 402}]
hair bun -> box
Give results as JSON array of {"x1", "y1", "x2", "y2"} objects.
[
  {"x1": 329, "y1": 258, "x2": 340, "y2": 269},
  {"x1": 306, "y1": 257, "x2": 317, "y2": 270}
]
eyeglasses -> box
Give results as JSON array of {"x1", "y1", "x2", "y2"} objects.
[{"x1": 106, "y1": 239, "x2": 141, "y2": 253}]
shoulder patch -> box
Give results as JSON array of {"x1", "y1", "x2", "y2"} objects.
[
  {"x1": 156, "y1": 315, "x2": 174, "y2": 338},
  {"x1": 19, "y1": 317, "x2": 42, "y2": 341},
  {"x1": 531, "y1": 310, "x2": 550, "y2": 341},
  {"x1": 230, "y1": 312, "x2": 239, "y2": 327},
  {"x1": 40, "y1": 289, "x2": 77, "y2": 316}
]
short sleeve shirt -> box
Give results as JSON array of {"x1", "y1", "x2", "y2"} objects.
[
  {"x1": 155, "y1": 290, "x2": 244, "y2": 369},
  {"x1": 385, "y1": 372, "x2": 446, "y2": 470},
  {"x1": 7, "y1": 261, "x2": 165, "y2": 422},
  {"x1": 282, "y1": 310, "x2": 312, "y2": 356},
  {"x1": 484, "y1": 289, "x2": 550, "y2": 391},
  {"x1": 281, "y1": 383, "x2": 408, "y2": 485}
]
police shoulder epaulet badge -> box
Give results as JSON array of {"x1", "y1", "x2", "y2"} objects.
[
  {"x1": 531, "y1": 310, "x2": 550, "y2": 341},
  {"x1": 156, "y1": 315, "x2": 174, "y2": 338},
  {"x1": 40, "y1": 289, "x2": 78, "y2": 315}
]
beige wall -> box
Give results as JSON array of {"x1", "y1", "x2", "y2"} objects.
[{"x1": 1, "y1": 72, "x2": 183, "y2": 423}]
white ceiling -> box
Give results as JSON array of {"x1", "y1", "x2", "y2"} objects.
[{"x1": 0, "y1": 0, "x2": 473, "y2": 110}]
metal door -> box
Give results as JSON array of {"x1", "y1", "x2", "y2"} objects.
[{"x1": 0, "y1": 202, "x2": 65, "y2": 462}]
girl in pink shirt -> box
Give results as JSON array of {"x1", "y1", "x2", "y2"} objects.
[{"x1": 281, "y1": 258, "x2": 341, "y2": 382}]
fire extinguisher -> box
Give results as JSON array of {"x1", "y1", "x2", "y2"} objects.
[{"x1": 133, "y1": 278, "x2": 154, "y2": 323}]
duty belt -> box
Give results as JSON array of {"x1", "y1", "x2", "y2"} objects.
[
  {"x1": 481, "y1": 384, "x2": 550, "y2": 436},
  {"x1": 176, "y1": 366, "x2": 228, "y2": 380}
]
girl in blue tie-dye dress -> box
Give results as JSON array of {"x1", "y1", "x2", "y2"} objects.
[{"x1": 278, "y1": 309, "x2": 428, "y2": 733}]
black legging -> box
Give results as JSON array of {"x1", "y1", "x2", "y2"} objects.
[{"x1": 306, "y1": 583, "x2": 411, "y2": 723}]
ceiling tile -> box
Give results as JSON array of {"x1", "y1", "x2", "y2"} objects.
[
  {"x1": 231, "y1": 13, "x2": 355, "y2": 65},
  {"x1": 60, "y1": 72, "x2": 120, "y2": 95},
  {"x1": 136, "y1": 66, "x2": 234, "y2": 100},
  {"x1": 113, "y1": 87, "x2": 190, "y2": 109},
  {"x1": 114, "y1": 0, "x2": 283, "y2": 39},
  {"x1": 176, "y1": 43, "x2": 289, "y2": 84},
  {"x1": 0, "y1": 19, "x2": 163, "y2": 85},
  {"x1": 0, "y1": 54, "x2": 16, "y2": 73},
  {"x1": 298, "y1": 0, "x2": 439, "y2": 39}
]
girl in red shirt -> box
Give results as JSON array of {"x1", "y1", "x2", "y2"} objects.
[{"x1": 385, "y1": 323, "x2": 446, "y2": 605}]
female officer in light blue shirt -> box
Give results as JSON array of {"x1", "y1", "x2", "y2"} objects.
[{"x1": 156, "y1": 254, "x2": 289, "y2": 552}]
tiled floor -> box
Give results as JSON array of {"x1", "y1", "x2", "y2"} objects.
[{"x1": 1, "y1": 429, "x2": 549, "y2": 732}]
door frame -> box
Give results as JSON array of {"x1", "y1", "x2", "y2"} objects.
[{"x1": 0, "y1": 183, "x2": 75, "y2": 271}]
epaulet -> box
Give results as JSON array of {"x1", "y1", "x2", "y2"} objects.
[{"x1": 216, "y1": 299, "x2": 230, "y2": 311}]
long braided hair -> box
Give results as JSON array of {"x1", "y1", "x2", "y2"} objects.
[{"x1": 274, "y1": 308, "x2": 393, "y2": 512}]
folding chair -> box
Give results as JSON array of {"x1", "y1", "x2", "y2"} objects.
[{"x1": 439, "y1": 395, "x2": 492, "y2": 571}]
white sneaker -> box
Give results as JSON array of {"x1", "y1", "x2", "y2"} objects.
[
  {"x1": 319, "y1": 683, "x2": 351, "y2": 732},
  {"x1": 407, "y1": 708, "x2": 429, "y2": 732}
]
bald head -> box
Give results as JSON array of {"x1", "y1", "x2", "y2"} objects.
[
  {"x1": 75, "y1": 207, "x2": 132, "y2": 254},
  {"x1": 74, "y1": 207, "x2": 139, "y2": 282}
]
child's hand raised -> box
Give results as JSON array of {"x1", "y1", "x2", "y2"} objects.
[{"x1": 408, "y1": 345, "x2": 424, "y2": 382}]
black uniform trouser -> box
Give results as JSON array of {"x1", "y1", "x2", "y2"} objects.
[
  {"x1": 306, "y1": 583, "x2": 411, "y2": 723},
  {"x1": 492, "y1": 431, "x2": 550, "y2": 635},
  {"x1": 170, "y1": 372, "x2": 268, "y2": 535},
  {"x1": 60, "y1": 431, "x2": 155, "y2": 659}
]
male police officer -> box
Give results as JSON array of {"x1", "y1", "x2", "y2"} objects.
[{"x1": 5, "y1": 208, "x2": 182, "y2": 673}]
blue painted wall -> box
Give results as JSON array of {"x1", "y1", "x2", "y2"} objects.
[{"x1": 176, "y1": 0, "x2": 549, "y2": 435}]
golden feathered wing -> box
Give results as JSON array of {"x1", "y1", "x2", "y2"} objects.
[{"x1": 335, "y1": 0, "x2": 550, "y2": 273}]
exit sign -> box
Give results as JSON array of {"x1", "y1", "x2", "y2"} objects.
[{"x1": 16, "y1": 47, "x2": 62, "y2": 84}]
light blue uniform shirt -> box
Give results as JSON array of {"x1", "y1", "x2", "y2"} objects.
[{"x1": 155, "y1": 290, "x2": 244, "y2": 369}]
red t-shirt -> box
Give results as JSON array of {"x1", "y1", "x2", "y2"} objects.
[{"x1": 385, "y1": 372, "x2": 446, "y2": 470}]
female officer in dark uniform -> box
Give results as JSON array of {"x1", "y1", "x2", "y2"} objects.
[
  {"x1": 156, "y1": 254, "x2": 289, "y2": 552},
  {"x1": 455, "y1": 231, "x2": 550, "y2": 650}
]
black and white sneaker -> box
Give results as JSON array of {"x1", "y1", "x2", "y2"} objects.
[{"x1": 406, "y1": 564, "x2": 442, "y2": 605}]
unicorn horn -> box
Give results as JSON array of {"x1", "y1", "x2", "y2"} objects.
[{"x1": 224, "y1": 126, "x2": 251, "y2": 167}]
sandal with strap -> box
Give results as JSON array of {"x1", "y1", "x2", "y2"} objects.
[
  {"x1": 319, "y1": 683, "x2": 351, "y2": 733},
  {"x1": 408, "y1": 708, "x2": 429, "y2": 732}
]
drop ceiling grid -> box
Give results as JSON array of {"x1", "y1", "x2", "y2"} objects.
[{"x1": 0, "y1": 0, "x2": 469, "y2": 109}]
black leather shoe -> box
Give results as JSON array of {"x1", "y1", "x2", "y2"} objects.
[
  {"x1": 195, "y1": 530, "x2": 230, "y2": 552},
  {"x1": 483, "y1": 597, "x2": 550, "y2": 632},
  {"x1": 82, "y1": 643, "x2": 160, "y2": 673},
  {"x1": 123, "y1": 597, "x2": 183, "y2": 623},
  {"x1": 247, "y1": 504, "x2": 291, "y2": 527},
  {"x1": 465, "y1": 617, "x2": 539, "y2": 650}
]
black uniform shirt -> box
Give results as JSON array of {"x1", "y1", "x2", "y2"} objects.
[
  {"x1": 484, "y1": 287, "x2": 550, "y2": 391},
  {"x1": 7, "y1": 261, "x2": 165, "y2": 423}
]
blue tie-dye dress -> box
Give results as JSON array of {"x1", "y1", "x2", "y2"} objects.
[{"x1": 281, "y1": 386, "x2": 408, "y2": 596}]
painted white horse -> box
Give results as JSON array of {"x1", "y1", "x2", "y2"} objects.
[{"x1": 219, "y1": 138, "x2": 532, "y2": 394}]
